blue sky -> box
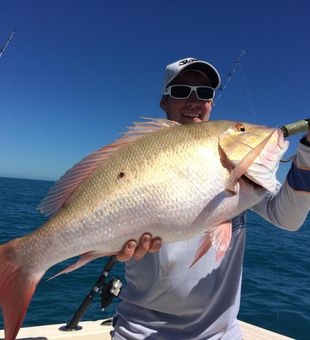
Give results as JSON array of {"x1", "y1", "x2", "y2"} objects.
[{"x1": 1, "y1": 0, "x2": 309, "y2": 181}]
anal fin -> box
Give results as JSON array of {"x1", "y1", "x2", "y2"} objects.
[
  {"x1": 190, "y1": 221, "x2": 232, "y2": 267},
  {"x1": 48, "y1": 250, "x2": 117, "y2": 281},
  {"x1": 190, "y1": 233, "x2": 212, "y2": 268}
]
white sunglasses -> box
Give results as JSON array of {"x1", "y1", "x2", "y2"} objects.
[{"x1": 164, "y1": 85, "x2": 215, "y2": 101}]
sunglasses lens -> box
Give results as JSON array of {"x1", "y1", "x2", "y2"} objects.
[
  {"x1": 197, "y1": 87, "x2": 214, "y2": 100},
  {"x1": 170, "y1": 86, "x2": 191, "y2": 98},
  {"x1": 168, "y1": 85, "x2": 215, "y2": 100}
]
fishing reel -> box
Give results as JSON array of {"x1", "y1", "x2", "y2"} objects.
[
  {"x1": 61, "y1": 256, "x2": 121, "y2": 331},
  {"x1": 99, "y1": 277, "x2": 123, "y2": 310}
]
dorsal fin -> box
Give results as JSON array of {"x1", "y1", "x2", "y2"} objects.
[{"x1": 38, "y1": 118, "x2": 180, "y2": 216}]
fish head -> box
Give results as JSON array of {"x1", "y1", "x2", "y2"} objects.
[{"x1": 217, "y1": 121, "x2": 289, "y2": 192}]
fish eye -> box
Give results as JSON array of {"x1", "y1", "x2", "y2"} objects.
[{"x1": 235, "y1": 123, "x2": 246, "y2": 132}]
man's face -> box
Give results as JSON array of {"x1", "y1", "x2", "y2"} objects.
[{"x1": 160, "y1": 70, "x2": 213, "y2": 125}]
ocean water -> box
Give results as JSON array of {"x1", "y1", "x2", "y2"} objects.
[{"x1": 0, "y1": 177, "x2": 309, "y2": 339}]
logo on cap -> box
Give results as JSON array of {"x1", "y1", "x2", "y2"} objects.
[{"x1": 178, "y1": 58, "x2": 198, "y2": 66}]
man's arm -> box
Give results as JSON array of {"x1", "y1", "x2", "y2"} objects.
[{"x1": 252, "y1": 133, "x2": 310, "y2": 230}]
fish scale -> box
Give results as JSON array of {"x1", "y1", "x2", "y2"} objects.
[{"x1": 23, "y1": 125, "x2": 222, "y2": 272}]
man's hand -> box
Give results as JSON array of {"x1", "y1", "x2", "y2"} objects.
[{"x1": 116, "y1": 233, "x2": 162, "y2": 262}]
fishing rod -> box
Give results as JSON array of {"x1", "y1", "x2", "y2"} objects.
[
  {"x1": 0, "y1": 29, "x2": 16, "y2": 59},
  {"x1": 280, "y1": 118, "x2": 310, "y2": 138},
  {"x1": 279, "y1": 118, "x2": 309, "y2": 163},
  {"x1": 60, "y1": 255, "x2": 121, "y2": 331},
  {"x1": 213, "y1": 50, "x2": 246, "y2": 107}
]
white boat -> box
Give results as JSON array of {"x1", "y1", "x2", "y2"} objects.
[{"x1": 0, "y1": 318, "x2": 294, "y2": 339}]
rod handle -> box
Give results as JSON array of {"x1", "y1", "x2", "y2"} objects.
[{"x1": 280, "y1": 118, "x2": 310, "y2": 137}]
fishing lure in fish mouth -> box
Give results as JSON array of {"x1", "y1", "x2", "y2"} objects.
[{"x1": 0, "y1": 118, "x2": 289, "y2": 340}]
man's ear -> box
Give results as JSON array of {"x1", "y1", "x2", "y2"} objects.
[{"x1": 160, "y1": 96, "x2": 167, "y2": 111}]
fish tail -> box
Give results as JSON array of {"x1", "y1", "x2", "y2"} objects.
[{"x1": 0, "y1": 240, "x2": 43, "y2": 340}]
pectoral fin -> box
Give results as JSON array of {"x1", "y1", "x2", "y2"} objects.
[
  {"x1": 190, "y1": 221, "x2": 232, "y2": 268},
  {"x1": 223, "y1": 130, "x2": 276, "y2": 193}
]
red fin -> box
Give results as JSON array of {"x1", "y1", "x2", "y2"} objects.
[
  {"x1": 38, "y1": 118, "x2": 180, "y2": 217},
  {"x1": 48, "y1": 251, "x2": 117, "y2": 281},
  {"x1": 0, "y1": 242, "x2": 43, "y2": 340},
  {"x1": 190, "y1": 233, "x2": 212, "y2": 268},
  {"x1": 210, "y1": 221, "x2": 232, "y2": 261},
  {"x1": 190, "y1": 221, "x2": 232, "y2": 268}
]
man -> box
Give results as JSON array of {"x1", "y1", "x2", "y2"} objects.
[{"x1": 112, "y1": 58, "x2": 310, "y2": 339}]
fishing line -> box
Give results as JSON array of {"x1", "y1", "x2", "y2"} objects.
[
  {"x1": 213, "y1": 50, "x2": 256, "y2": 118},
  {"x1": 238, "y1": 62, "x2": 256, "y2": 118},
  {"x1": 0, "y1": 30, "x2": 16, "y2": 59},
  {"x1": 280, "y1": 155, "x2": 295, "y2": 163}
]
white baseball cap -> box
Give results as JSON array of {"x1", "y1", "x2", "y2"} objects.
[{"x1": 163, "y1": 57, "x2": 221, "y2": 93}]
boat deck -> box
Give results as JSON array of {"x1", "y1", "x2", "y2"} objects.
[{"x1": 0, "y1": 319, "x2": 294, "y2": 339}]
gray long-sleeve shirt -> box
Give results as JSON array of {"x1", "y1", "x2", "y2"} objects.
[{"x1": 112, "y1": 140, "x2": 310, "y2": 340}]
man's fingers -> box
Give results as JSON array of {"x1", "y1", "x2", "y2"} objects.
[
  {"x1": 116, "y1": 240, "x2": 137, "y2": 262},
  {"x1": 133, "y1": 233, "x2": 152, "y2": 260},
  {"x1": 149, "y1": 237, "x2": 162, "y2": 253},
  {"x1": 116, "y1": 234, "x2": 162, "y2": 262}
]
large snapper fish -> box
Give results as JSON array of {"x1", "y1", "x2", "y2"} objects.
[{"x1": 0, "y1": 118, "x2": 288, "y2": 340}]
